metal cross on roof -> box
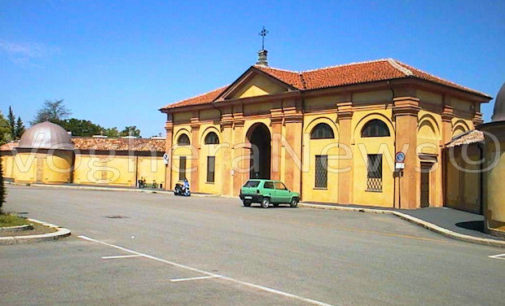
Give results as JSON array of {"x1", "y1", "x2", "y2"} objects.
[{"x1": 259, "y1": 26, "x2": 268, "y2": 50}]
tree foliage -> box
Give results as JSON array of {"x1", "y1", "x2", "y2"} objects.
[
  {"x1": 52, "y1": 118, "x2": 104, "y2": 137},
  {"x1": 15, "y1": 117, "x2": 25, "y2": 139},
  {"x1": 31, "y1": 99, "x2": 71, "y2": 125},
  {"x1": 120, "y1": 126, "x2": 141, "y2": 137},
  {"x1": 8, "y1": 106, "x2": 15, "y2": 140},
  {"x1": 103, "y1": 127, "x2": 120, "y2": 138},
  {"x1": 0, "y1": 111, "x2": 11, "y2": 146}
]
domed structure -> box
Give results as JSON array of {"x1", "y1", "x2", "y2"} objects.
[
  {"x1": 18, "y1": 121, "x2": 73, "y2": 150},
  {"x1": 492, "y1": 82, "x2": 505, "y2": 122}
]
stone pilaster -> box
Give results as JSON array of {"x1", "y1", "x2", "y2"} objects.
[
  {"x1": 393, "y1": 97, "x2": 420, "y2": 209},
  {"x1": 282, "y1": 99, "x2": 303, "y2": 193},
  {"x1": 337, "y1": 102, "x2": 353, "y2": 205},
  {"x1": 164, "y1": 117, "x2": 173, "y2": 191},
  {"x1": 232, "y1": 113, "x2": 246, "y2": 196},
  {"x1": 190, "y1": 112, "x2": 200, "y2": 192},
  {"x1": 220, "y1": 112, "x2": 234, "y2": 196}
]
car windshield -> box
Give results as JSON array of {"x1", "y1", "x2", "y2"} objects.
[{"x1": 243, "y1": 180, "x2": 260, "y2": 187}]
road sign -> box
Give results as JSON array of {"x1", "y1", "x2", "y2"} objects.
[
  {"x1": 163, "y1": 153, "x2": 169, "y2": 165},
  {"x1": 395, "y1": 163, "x2": 405, "y2": 170},
  {"x1": 395, "y1": 152, "x2": 406, "y2": 163}
]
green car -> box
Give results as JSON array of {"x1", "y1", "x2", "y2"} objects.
[{"x1": 239, "y1": 179, "x2": 300, "y2": 208}]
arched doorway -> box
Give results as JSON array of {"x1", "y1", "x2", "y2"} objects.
[{"x1": 247, "y1": 123, "x2": 271, "y2": 179}]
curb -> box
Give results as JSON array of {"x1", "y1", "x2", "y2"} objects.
[
  {"x1": 9, "y1": 182, "x2": 216, "y2": 198},
  {"x1": 0, "y1": 224, "x2": 33, "y2": 232},
  {"x1": 300, "y1": 203, "x2": 505, "y2": 248},
  {"x1": 0, "y1": 218, "x2": 71, "y2": 245}
]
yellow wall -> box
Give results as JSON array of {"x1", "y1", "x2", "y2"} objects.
[
  {"x1": 232, "y1": 74, "x2": 286, "y2": 99},
  {"x1": 198, "y1": 124, "x2": 225, "y2": 194},
  {"x1": 1, "y1": 154, "x2": 15, "y2": 179},
  {"x1": 444, "y1": 145, "x2": 481, "y2": 214},
  {"x1": 171, "y1": 127, "x2": 193, "y2": 188},
  {"x1": 351, "y1": 110, "x2": 395, "y2": 207},
  {"x1": 483, "y1": 135, "x2": 505, "y2": 235},
  {"x1": 12, "y1": 151, "x2": 72, "y2": 184},
  {"x1": 302, "y1": 114, "x2": 339, "y2": 203}
]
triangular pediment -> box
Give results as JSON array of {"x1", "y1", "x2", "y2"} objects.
[{"x1": 216, "y1": 67, "x2": 294, "y2": 101}]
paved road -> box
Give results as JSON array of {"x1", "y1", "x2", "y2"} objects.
[{"x1": 1, "y1": 185, "x2": 504, "y2": 305}]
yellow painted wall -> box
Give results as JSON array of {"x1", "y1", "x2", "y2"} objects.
[
  {"x1": 12, "y1": 151, "x2": 72, "y2": 184},
  {"x1": 351, "y1": 110, "x2": 395, "y2": 207},
  {"x1": 232, "y1": 74, "x2": 286, "y2": 99},
  {"x1": 1, "y1": 154, "x2": 15, "y2": 179},
  {"x1": 171, "y1": 127, "x2": 193, "y2": 188},
  {"x1": 444, "y1": 145, "x2": 481, "y2": 214},
  {"x1": 484, "y1": 137, "x2": 505, "y2": 234},
  {"x1": 301, "y1": 114, "x2": 339, "y2": 203},
  {"x1": 198, "y1": 124, "x2": 225, "y2": 194},
  {"x1": 74, "y1": 154, "x2": 135, "y2": 186},
  {"x1": 136, "y1": 156, "x2": 165, "y2": 188}
]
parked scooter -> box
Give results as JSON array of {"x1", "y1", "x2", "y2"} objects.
[{"x1": 174, "y1": 179, "x2": 191, "y2": 196}]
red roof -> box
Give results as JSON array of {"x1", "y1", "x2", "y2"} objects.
[{"x1": 161, "y1": 59, "x2": 491, "y2": 110}]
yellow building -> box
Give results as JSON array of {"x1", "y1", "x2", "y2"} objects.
[
  {"x1": 0, "y1": 121, "x2": 166, "y2": 188},
  {"x1": 160, "y1": 56, "x2": 491, "y2": 208}
]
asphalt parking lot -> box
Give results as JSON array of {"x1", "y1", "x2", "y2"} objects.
[{"x1": 1, "y1": 185, "x2": 504, "y2": 305}]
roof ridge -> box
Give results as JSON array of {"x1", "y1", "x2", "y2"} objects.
[
  {"x1": 253, "y1": 65, "x2": 300, "y2": 73},
  {"x1": 387, "y1": 58, "x2": 413, "y2": 76},
  {"x1": 300, "y1": 58, "x2": 391, "y2": 73},
  {"x1": 394, "y1": 60, "x2": 489, "y2": 96}
]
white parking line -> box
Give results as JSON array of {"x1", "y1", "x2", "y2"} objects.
[
  {"x1": 170, "y1": 275, "x2": 220, "y2": 282},
  {"x1": 489, "y1": 253, "x2": 505, "y2": 260},
  {"x1": 102, "y1": 255, "x2": 143, "y2": 259},
  {"x1": 78, "y1": 235, "x2": 333, "y2": 306}
]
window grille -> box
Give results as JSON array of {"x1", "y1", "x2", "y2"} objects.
[
  {"x1": 177, "y1": 134, "x2": 190, "y2": 146},
  {"x1": 310, "y1": 123, "x2": 335, "y2": 139},
  {"x1": 179, "y1": 156, "x2": 187, "y2": 181},
  {"x1": 361, "y1": 119, "x2": 390, "y2": 137},
  {"x1": 367, "y1": 154, "x2": 382, "y2": 191},
  {"x1": 207, "y1": 156, "x2": 215, "y2": 183},
  {"x1": 204, "y1": 132, "x2": 219, "y2": 144},
  {"x1": 315, "y1": 155, "x2": 328, "y2": 188}
]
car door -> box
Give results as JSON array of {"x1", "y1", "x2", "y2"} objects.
[
  {"x1": 274, "y1": 182, "x2": 290, "y2": 203},
  {"x1": 263, "y1": 181, "x2": 275, "y2": 201}
]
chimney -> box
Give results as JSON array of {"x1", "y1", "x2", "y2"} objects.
[{"x1": 256, "y1": 49, "x2": 268, "y2": 66}]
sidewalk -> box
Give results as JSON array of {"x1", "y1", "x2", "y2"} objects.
[
  {"x1": 399, "y1": 207, "x2": 498, "y2": 240},
  {"x1": 301, "y1": 203, "x2": 505, "y2": 247}
]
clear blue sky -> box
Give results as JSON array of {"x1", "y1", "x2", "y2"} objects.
[{"x1": 1, "y1": 0, "x2": 504, "y2": 137}]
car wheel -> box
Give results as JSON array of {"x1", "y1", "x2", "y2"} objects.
[
  {"x1": 243, "y1": 200, "x2": 251, "y2": 207},
  {"x1": 290, "y1": 198, "x2": 299, "y2": 208},
  {"x1": 261, "y1": 197, "x2": 270, "y2": 208}
]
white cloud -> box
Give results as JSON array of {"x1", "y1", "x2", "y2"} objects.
[{"x1": 0, "y1": 40, "x2": 60, "y2": 65}]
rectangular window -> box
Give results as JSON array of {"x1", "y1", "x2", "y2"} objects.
[
  {"x1": 315, "y1": 155, "x2": 328, "y2": 188},
  {"x1": 179, "y1": 156, "x2": 186, "y2": 181},
  {"x1": 206, "y1": 156, "x2": 215, "y2": 183},
  {"x1": 263, "y1": 181, "x2": 274, "y2": 189},
  {"x1": 367, "y1": 154, "x2": 383, "y2": 192}
]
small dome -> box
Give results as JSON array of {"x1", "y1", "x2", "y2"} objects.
[
  {"x1": 492, "y1": 82, "x2": 505, "y2": 122},
  {"x1": 18, "y1": 121, "x2": 74, "y2": 150}
]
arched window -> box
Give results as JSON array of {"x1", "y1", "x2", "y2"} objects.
[
  {"x1": 361, "y1": 119, "x2": 390, "y2": 137},
  {"x1": 177, "y1": 134, "x2": 190, "y2": 146},
  {"x1": 204, "y1": 132, "x2": 219, "y2": 144},
  {"x1": 310, "y1": 123, "x2": 334, "y2": 139}
]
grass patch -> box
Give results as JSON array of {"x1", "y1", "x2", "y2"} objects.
[{"x1": 0, "y1": 214, "x2": 30, "y2": 227}]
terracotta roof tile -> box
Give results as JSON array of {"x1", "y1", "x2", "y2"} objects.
[
  {"x1": 0, "y1": 142, "x2": 19, "y2": 151},
  {"x1": 160, "y1": 59, "x2": 491, "y2": 110},
  {"x1": 161, "y1": 86, "x2": 228, "y2": 110},
  {"x1": 72, "y1": 137, "x2": 165, "y2": 152},
  {"x1": 1, "y1": 138, "x2": 165, "y2": 152},
  {"x1": 445, "y1": 130, "x2": 484, "y2": 148}
]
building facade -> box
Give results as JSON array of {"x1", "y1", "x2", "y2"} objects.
[
  {"x1": 160, "y1": 58, "x2": 491, "y2": 209},
  {"x1": 0, "y1": 121, "x2": 166, "y2": 188}
]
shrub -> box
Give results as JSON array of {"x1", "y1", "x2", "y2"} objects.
[{"x1": 0, "y1": 156, "x2": 4, "y2": 213}]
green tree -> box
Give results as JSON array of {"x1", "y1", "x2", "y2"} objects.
[
  {"x1": 8, "y1": 106, "x2": 15, "y2": 140},
  {"x1": 103, "y1": 127, "x2": 120, "y2": 138},
  {"x1": 15, "y1": 117, "x2": 25, "y2": 139},
  {"x1": 54, "y1": 118, "x2": 103, "y2": 137},
  {"x1": 0, "y1": 154, "x2": 5, "y2": 213},
  {"x1": 0, "y1": 111, "x2": 11, "y2": 145},
  {"x1": 32, "y1": 99, "x2": 71, "y2": 125},
  {"x1": 120, "y1": 126, "x2": 141, "y2": 137}
]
